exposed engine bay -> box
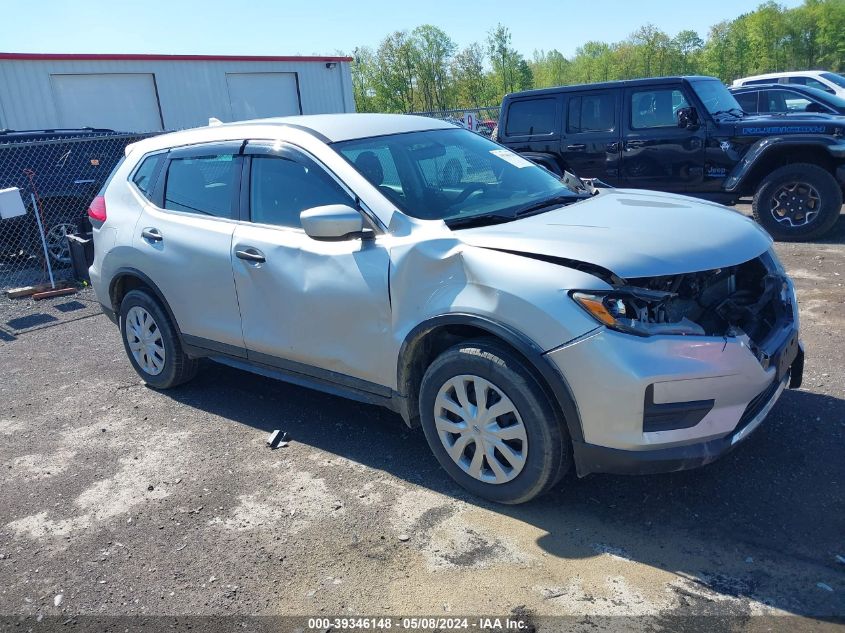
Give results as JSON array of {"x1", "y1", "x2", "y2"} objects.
[
  {"x1": 483, "y1": 247, "x2": 793, "y2": 355},
  {"x1": 608, "y1": 252, "x2": 792, "y2": 350}
]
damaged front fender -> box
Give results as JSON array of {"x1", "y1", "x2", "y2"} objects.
[{"x1": 388, "y1": 238, "x2": 608, "y2": 357}]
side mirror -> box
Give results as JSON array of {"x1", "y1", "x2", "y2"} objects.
[
  {"x1": 301, "y1": 204, "x2": 373, "y2": 241},
  {"x1": 677, "y1": 106, "x2": 700, "y2": 129}
]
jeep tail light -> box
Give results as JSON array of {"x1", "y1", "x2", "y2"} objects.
[{"x1": 88, "y1": 195, "x2": 107, "y2": 222}]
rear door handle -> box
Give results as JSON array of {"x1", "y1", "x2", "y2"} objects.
[
  {"x1": 235, "y1": 247, "x2": 266, "y2": 264},
  {"x1": 141, "y1": 227, "x2": 163, "y2": 242},
  {"x1": 625, "y1": 140, "x2": 645, "y2": 150},
  {"x1": 566, "y1": 144, "x2": 586, "y2": 151}
]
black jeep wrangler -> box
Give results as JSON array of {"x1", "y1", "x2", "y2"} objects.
[
  {"x1": 0, "y1": 128, "x2": 142, "y2": 265},
  {"x1": 496, "y1": 76, "x2": 845, "y2": 240}
]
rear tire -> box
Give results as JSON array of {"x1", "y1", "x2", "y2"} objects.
[
  {"x1": 27, "y1": 198, "x2": 87, "y2": 267},
  {"x1": 119, "y1": 289, "x2": 198, "y2": 389},
  {"x1": 418, "y1": 339, "x2": 570, "y2": 504},
  {"x1": 752, "y1": 163, "x2": 842, "y2": 241}
]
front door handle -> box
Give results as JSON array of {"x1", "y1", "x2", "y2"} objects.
[
  {"x1": 566, "y1": 144, "x2": 587, "y2": 151},
  {"x1": 235, "y1": 247, "x2": 266, "y2": 264},
  {"x1": 606, "y1": 142, "x2": 621, "y2": 153},
  {"x1": 625, "y1": 140, "x2": 646, "y2": 151},
  {"x1": 141, "y1": 227, "x2": 163, "y2": 242}
]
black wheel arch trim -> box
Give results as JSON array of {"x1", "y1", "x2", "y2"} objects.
[
  {"x1": 397, "y1": 313, "x2": 585, "y2": 443},
  {"x1": 724, "y1": 136, "x2": 845, "y2": 193},
  {"x1": 835, "y1": 164, "x2": 845, "y2": 188},
  {"x1": 109, "y1": 267, "x2": 187, "y2": 343}
]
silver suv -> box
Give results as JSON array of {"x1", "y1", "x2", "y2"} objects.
[{"x1": 90, "y1": 114, "x2": 804, "y2": 504}]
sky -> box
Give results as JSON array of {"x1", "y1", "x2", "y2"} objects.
[{"x1": 2, "y1": 0, "x2": 806, "y2": 59}]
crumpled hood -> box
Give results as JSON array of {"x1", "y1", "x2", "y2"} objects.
[{"x1": 456, "y1": 189, "x2": 772, "y2": 279}]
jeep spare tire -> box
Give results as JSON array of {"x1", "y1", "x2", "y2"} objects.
[{"x1": 752, "y1": 163, "x2": 842, "y2": 241}]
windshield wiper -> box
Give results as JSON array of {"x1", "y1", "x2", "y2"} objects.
[
  {"x1": 446, "y1": 193, "x2": 586, "y2": 230},
  {"x1": 711, "y1": 108, "x2": 745, "y2": 119},
  {"x1": 511, "y1": 193, "x2": 586, "y2": 218},
  {"x1": 445, "y1": 212, "x2": 517, "y2": 230}
]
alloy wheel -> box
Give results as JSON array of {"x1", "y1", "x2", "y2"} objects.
[
  {"x1": 770, "y1": 182, "x2": 821, "y2": 228},
  {"x1": 125, "y1": 306, "x2": 166, "y2": 376},
  {"x1": 433, "y1": 374, "x2": 528, "y2": 484},
  {"x1": 45, "y1": 223, "x2": 77, "y2": 265}
]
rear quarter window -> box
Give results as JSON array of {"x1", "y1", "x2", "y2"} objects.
[
  {"x1": 130, "y1": 154, "x2": 163, "y2": 198},
  {"x1": 505, "y1": 98, "x2": 557, "y2": 136}
]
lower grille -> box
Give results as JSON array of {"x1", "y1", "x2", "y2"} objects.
[{"x1": 735, "y1": 378, "x2": 781, "y2": 433}]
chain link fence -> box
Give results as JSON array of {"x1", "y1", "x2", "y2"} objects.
[
  {"x1": 0, "y1": 131, "x2": 159, "y2": 293},
  {"x1": 408, "y1": 106, "x2": 500, "y2": 137}
]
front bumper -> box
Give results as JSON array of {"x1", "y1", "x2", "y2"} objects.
[
  {"x1": 572, "y1": 372, "x2": 790, "y2": 475},
  {"x1": 546, "y1": 327, "x2": 804, "y2": 476}
]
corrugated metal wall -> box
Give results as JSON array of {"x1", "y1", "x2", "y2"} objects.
[{"x1": 0, "y1": 58, "x2": 354, "y2": 131}]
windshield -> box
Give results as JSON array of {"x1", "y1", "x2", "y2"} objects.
[
  {"x1": 821, "y1": 72, "x2": 845, "y2": 89},
  {"x1": 691, "y1": 79, "x2": 743, "y2": 114},
  {"x1": 332, "y1": 128, "x2": 581, "y2": 225},
  {"x1": 799, "y1": 85, "x2": 845, "y2": 108}
]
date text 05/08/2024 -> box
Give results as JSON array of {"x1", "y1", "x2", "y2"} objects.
[{"x1": 306, "y1": 616, "x2": 531, "y2": 630}]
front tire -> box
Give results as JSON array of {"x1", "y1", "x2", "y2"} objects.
[
  {"x1": 119, "y1": 289, "x2": 198, "y2": 389},
  {"x1": 418, "y1": 340, "x2": 570, "y2": 504},
  {"x1": 752, "y1": 163, "x2": 842, "y2": 241}
]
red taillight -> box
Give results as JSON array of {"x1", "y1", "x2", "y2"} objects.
[{"x1": 88, "y1": 195, "x2": 107, "y2": 222}]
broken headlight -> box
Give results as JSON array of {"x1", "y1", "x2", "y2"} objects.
[{"x1": 570, "y1": 289, "x2": 706, "y2": 337}]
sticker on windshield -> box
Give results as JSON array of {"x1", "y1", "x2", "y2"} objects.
[{"x1": 490, "y1": 149, "x2": 534, "y2": 168}]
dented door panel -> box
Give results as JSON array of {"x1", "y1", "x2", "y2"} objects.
[{"x1": 232, "y1": 224, "x2": 394, "y2": 388}]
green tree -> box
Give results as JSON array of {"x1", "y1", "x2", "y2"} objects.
[
  {"x1": 373, "y1": 31, "x2": 417, "y2": 112},
  {"x1": 630, "y1": 24, "x2": 669, "y2": 76},
  {"x1": 411, "y1": 25, "x2": 456, "y2": 111},
  {"x1": 530, "y1": 49, "x2": 570, "y2": 88},
  {"x1": 452, "y1": 43, "x2": 490, "y2": 106},
  {"x1": 487, "y1": 24, "x2": 530, "y2": 98},
  {"x1": 350, "y1": 46, "x2": 377, "y2": 112},
  {"x1": 544, "y1": 49, "x2": 570, "y2": 86},
  {"x1": 811, "y1": 0, "x2": 845, "y2": 70},
  {"x1": 673, "y1": 30, "x2": 704, "y2": 74},
  {"x1": 745, "y1": 2, "x2": 788, "y2": 72},
  {"x1": 350, "y1": 0, "x2": 845, "y2": 111}
]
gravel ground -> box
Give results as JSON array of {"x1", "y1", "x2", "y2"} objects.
[{"x1": 0, "y1": 209, "x2": 843, "y2": 632}]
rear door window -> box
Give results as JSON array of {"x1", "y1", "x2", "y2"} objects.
[
  {"x1": 505, "y1": 98, "x2": 557, "y2": 136},
  {"x1": 164, "y1": 154, "x2": 239, "y2": 218},
  {"x1": 567, "y1": 93, "x2": 616, "y2": 133},
  {"x1": 734, "y1": 91, "x2": 759, "y2": 113}
]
